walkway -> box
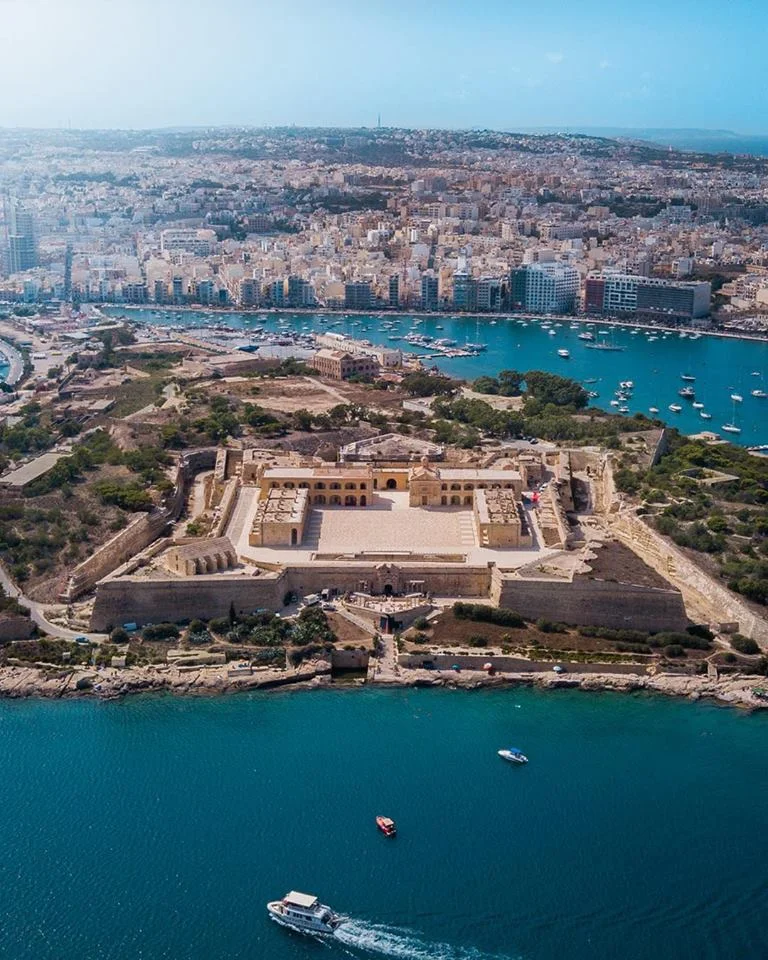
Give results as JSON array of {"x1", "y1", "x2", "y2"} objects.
[{"x1": 0, "y1": 563, "x2": 106, "y2": 641}]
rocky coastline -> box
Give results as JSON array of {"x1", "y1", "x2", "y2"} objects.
[{"x1": 0, "y1": 660, "x2": 766, "y2": 711}]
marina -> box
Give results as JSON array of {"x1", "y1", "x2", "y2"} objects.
[{"x1": 108, "y1": 307, "x2": 768, "y2": 446}]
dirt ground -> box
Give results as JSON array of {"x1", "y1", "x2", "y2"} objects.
[
  {"x1": 579, "y1": 540, "x2": 673, "y2": 590},
  {"x1": 326, "y1": 612, "x2": 373, "y2": 648}
]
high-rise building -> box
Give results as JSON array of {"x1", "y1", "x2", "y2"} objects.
[
  {"x1": 453, "y1": 272, "x2": 477, "y2": 312},
  {"x1": 4, "y1": 198, "x2": 37, "y2": 274},
  {"x1": 421, "y1": 273, "x2": 439, "y2": 311},
  {"x1": 388, "y1": 275, "x2": 400, "y2": 308},
  {"x1": 345, "y1": 281, "x2": 372, "y2": 310},
  {"x1": 585, "y1": 272, "x2": 711, "y2": 320},
  {"x1": 271, "y1": 279, "x2": 286, "y2": 307},
  {"x1": 288, "y1": 275, "x2": 314, "y2": 307},
  {"x1": 510, "y1": 263, "x2": 579, "y2": 314},
  {"x1": 476, "y1": 277, "x2": 502, "y2": 312}
]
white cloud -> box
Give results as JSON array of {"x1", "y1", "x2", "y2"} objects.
[{"x1": 545, "y1": 51, "x2": 565, "y2": 64}]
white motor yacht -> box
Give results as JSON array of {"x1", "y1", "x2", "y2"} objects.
[
  {"x1": 498, "y1": 748, "x2": 528, "y2": 764},
  {"x1": 267, "y1": 891, "x2": 344, "y2": 935}
]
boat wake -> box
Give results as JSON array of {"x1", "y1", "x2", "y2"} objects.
[{"x1": 333, "y1": 919, "x2": 518, "y2": 960}]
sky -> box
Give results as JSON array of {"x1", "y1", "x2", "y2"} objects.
[{"x1": 0, "y1": 0, "x2": 766, "y2": 133}]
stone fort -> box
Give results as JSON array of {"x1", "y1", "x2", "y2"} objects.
[{"x1": 90, "y1": 434, "x2": 688, "y2": 634}]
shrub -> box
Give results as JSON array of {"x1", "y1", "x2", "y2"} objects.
[
  {"x1": 664, "y1": 644, "x2": 685, "y2": 658},
  {"x1": 110, "y1": 627, "x2": 129, "y2": 644},
  {"x1": 467, "y1": 635, "x2": 489, "y2": 647},
  {"x1": 411, "y1": 632, "x2": 429, "y2": 645},
  {"x1": 141, "y1": 622, "x2": 179, "y2": 642},
  {"x1": 413, "y1": 616, "x2": 430, "y2": 630},
  {"x1": 535, "y1": 618, "x2": 567, "y2": 634},
  {"x1": 453, "y1": 602, "x2": 525, "y2": 628},
  {"x1": 731, "y1": 634, "x2": 760, "y2": 655},
  {"x1": 686, "y1": 624, "x2": 715, "y2": 641},
  {"x1": 208, "y1": 617, "x2": 232, "y2": 635}
]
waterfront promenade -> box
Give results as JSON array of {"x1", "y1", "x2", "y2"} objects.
[{"x1": 0, "y1": 337, "x2": 23, "y2": 385}]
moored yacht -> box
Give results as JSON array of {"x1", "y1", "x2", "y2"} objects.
[
  {"x1": 557, "y1": 348, "x2": 570, "y2": 358},
  {"x1": 267, "y1": 891, "x2": 344, "y2": 935}
]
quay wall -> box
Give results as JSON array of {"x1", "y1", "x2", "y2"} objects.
[{"x1": 398, "y1": 652, "x2": 651, "y2": 676}]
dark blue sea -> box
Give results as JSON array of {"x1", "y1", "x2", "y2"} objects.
[
  {"x1": 0, "y1": 688, "x2": 766, "y2": 960},
  {"x1": 108, "y1": 309, "x2": 768, "y2": 447}
]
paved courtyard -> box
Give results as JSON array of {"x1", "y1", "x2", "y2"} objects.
[
  {"x1": 228, "y1": 488, "x2": 554, "y2": 567},
  {"x1": 306, "y1": 492, "x2": 476, "y2": 554}
]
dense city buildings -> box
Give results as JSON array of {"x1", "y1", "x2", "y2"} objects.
[{"x1": 4, "y1": 125, "x2": 768, "y2": 330}]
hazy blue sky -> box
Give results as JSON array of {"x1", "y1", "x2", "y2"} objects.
[{"x1": 0, "y1": 0, "x2": 764, "y2": 131}]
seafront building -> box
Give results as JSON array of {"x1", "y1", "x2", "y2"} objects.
[
  {"x1": 585, "y1": 272, "x2": 712, "y2": 320},
  {"x1": 510, "y1": 263, "x2": 580, "y2": 314}
]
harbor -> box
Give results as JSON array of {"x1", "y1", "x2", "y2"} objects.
[{"x1": 107, "y1": 306, "x2": 768, "y2": 447}]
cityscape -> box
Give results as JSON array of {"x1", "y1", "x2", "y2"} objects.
[{"x1": 0, "y1": 2, "x2": 767, "y2": 959}]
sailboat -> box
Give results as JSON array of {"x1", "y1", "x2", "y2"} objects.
[{"x1": 721, "y1": 398, "x2": 742, "y2": 435}]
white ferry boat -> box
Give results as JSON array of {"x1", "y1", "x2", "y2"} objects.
[{"x1": 267, "y1": 891, "x2": 344, "y2": 935}]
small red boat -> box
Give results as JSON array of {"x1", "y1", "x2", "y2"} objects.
[{"x1": 375, "y1": 816, "x2": 396, "y2": 837}]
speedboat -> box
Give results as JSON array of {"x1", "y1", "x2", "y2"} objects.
[
  {"x1": 751, "y1": 389, "x2": 767, "y2": 399},
  {"x1": 731, "y1": 393, "x2": 743, "y2": 403},
  {"x1": 669, "y1": 404, "x2": 682, "y2": 413},
  {"x1": 700, "y1": 411, "x2": 712, "y2": 420},
  {"x1": 681, "y1": 374, "x2": 696, "y2": 382},
  {"x1": 649, "y1": 406, "x2": 659, "y2": 414},
  {"x1": 498, "y1": 747, "x2": 528, "y2": 765},
  {"x1": 557, "y1": 348, "x2": 570, "y2": 358},
  {"x1": 678, "y1": 387, "x2": 695, "y2": 399},
  {"x1": 376, "y1": 816, "x2": 397, "y2": 837},
  {"x1": 267, "y1": 891, "x2": 344, "y2": 935},
  {"x1": 692, "y1": 401, "x2": 704, "y2": 409}
]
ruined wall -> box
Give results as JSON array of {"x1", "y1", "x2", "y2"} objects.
[{"x1": 495, "y1": 575, "x2": 688, "y2": 632}]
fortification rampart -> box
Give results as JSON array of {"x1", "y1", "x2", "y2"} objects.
[
  {"x1": 495, "y1": 573, "x2": 688, "y2": 632},
  {"x1": 612, "y1": 511, "x2": 768, "y2": 644},
  {"x1": 63, "y1": 448, "x2": 216, "y2": 601}
]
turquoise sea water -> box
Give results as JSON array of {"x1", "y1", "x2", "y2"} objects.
[
  {"x1": 0, "y1": 688, "x2": 766, "y2": 960},
  {"x1": 108, "y1": 309, "x2": 768, "y2": 447}
]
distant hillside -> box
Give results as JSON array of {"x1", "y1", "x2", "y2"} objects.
[{"x1": 519, "y1": 126, "x2": 768, "y2": 157}]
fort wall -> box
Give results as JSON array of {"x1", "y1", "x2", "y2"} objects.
[
  {"x1": 63, "y1": 448, "x2": 217, "y2": 601},
  {"x1": 495, "y1": 574, "x2": 688, "y2": 632}
]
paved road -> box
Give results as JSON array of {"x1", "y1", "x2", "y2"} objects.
[{"x1": 0, "y1": 563, "x2": 105, "y2": 641}]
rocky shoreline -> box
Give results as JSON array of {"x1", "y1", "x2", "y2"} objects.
[{"x1": 0, "y1": 660, "x2": 766, "y2": 710}]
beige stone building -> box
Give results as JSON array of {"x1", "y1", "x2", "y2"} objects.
[
  {"x1": 163, "y1": 537, "x2": 238, "y2": 576},
  {"x1": 474, "y1": 488, "x2": 532, "y2": 548},
  {"x1": 408, "y1": 457, "x2": 522, "y2": 507},
  {"x1": 249, "y1": 487, "x2": 309, "y2": 546},
  {"x1": 311, "y1": 348, "x2": 380, "y2": 380}
]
